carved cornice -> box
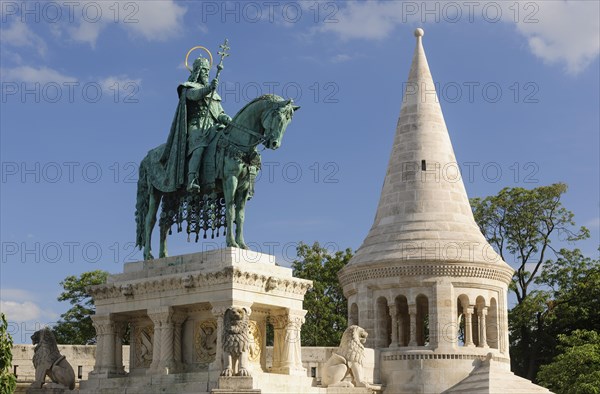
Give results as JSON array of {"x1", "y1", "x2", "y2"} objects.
[
  {"x1": 89, "y1": 267, "x2": 313, "y2": 301},
  {"x1": 339, "y1": 263, "x2": 513, "y2": 289}
]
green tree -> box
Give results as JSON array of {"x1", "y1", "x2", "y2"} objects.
[
  {"x1": 0, "y1": 313, "x2": 16, "y2": 394},
  {"x1": 536, "y1": 330, "x2": 600, "y2": 394},
  {"x1": 53, "y1": 270, "x2": 109, "y2": 345},
  {"x1": 470, "y1": 183, "x2": 589, "y2": 380},
  {"x1": 534, "y1": 249, "x2": 600, "y2": 373},
  {"x1": 291, "y1": 242, "x2": 351, "y2": 346}
]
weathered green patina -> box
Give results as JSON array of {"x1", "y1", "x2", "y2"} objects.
[{"x1": 135, "y1": 41, "x2": 299, "y2": 260}]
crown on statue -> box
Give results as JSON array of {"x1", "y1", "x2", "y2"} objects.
[{"x1": 193, "y1": 57, "x2": 211, "y2": 71}]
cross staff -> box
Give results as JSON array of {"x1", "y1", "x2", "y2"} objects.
[{"x1": 202, "y1": 39, "x2": 230, "y2": 132}]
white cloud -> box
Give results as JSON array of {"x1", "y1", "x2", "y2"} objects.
[
  {"x1": 0, "y1": 289, "x2": 37, "y2": 302},
  {"x1": 65, "y1": 0, "x2": 186, "y2": 47},
  {"x1": 0, "y1": 288, "x2": 59, "y2": 326},
  {"x1": 331, "y1": 54, "x2": 352, "y2": 63},
  {"x1": 68, "y1": 19, "x2": 106, "y2": 48},
  {"x1": 315, "y1": 1, "x2": 404, "y2": 40},
  {"x1": 585, "y1": 217, "x2": 600, "y2": 229},
  {"x1": 314, "y1": 1, "x2": 599, "y2": 75},
  {"x1": 0, "y1": 21, "x2": 47, "y2": 56},
  {"x1": 126, "y1": 1, "x2": 186, "y2": 41},
  {"x1": 1, "y1": 66, "x2": 77, "y2": 84},
  {"x1": 512, "y1": 1, "x2": 600, "y2": 75},
  {"x1": 0, "y1": 301, "x2": 43, "y2": 321},
  {"x1": 98, "y1": 74, "x2": 142, "y2": 95}
]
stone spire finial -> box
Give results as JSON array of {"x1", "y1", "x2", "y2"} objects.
[{"x1": 346, "y1": 30, "x2": 508, "y2": 269}]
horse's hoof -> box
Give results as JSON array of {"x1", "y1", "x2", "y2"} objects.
[
  {"x1": 238, "y1": 243, "x2": 248, "y2": 250},
  {"x1": 145, "y1": 253, "x2": 154, "y2": 260},
  {"x1": 227, "y1": 241, "x2": 239, "y2": 249}
]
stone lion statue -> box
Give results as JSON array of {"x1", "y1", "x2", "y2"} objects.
[
  {"x1": 321, "y1": 325, "x2": 372, "y2": 388},
  {"x1": 221, "y1": 307, "x2": 251, "y2": 377},
  {"x1": 29, "y1": 327, "x2": 76, "y2": 390}
]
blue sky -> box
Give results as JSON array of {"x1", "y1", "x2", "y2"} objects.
[{"x1": 1, "y1": 1, "x2": 598, "y2": 343}]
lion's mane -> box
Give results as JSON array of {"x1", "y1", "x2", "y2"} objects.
[
  {"x1": 222, "y1": 307, "x2": 250, "y2": 356},
  {"x1": 335, "y1": 325, "x2": 366, "y2": 365},
  {"x1": 32, "y1": 328, "x2": 62, "y2": 370}
]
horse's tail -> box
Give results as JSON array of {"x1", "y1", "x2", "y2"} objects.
[{"x1": 135, "y1": 156, "x2": 150, "y2": 250}]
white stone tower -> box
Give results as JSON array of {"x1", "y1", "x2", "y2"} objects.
[{"x1": 338, "y1": 29, "x2": 550, "y2": 393}]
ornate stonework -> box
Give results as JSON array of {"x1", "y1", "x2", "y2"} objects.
[
  {"x1": 194, "y1": 320, "x2": 217, "y2": 363},
  {"x1": 338, "y1": 263, "x2": 514, "y2": 288},
  {"x1": 134, "y1": 325, "x2": 153, "y2": 368},
  {"x1": 89, "y1": 267, "x2": 312, "y2": 301},
  {"x1": 247, "y1": 320, "x2": 262, "y2": 363}
]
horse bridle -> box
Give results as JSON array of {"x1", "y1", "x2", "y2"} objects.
[{"x1": 222, "y1": 104, "x2": 280, "y2": 149}]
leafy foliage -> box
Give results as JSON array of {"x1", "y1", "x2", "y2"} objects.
[
  {"x1": 53, "y1": 270, "x2": 109, "y2": 345},
  {"x1": 471, "y1": 183, "x2": 590, "y2": 380},
  {"x1": 471, "y1": 183, "x2": 589, "y2": 304},
  {"x1": 291, "y1": 242, "x2": 351, "y2": 346},
  {"x1": 0, "y1": 313, "x2": 16, "y2": 394},
  {"x1": 537, "y1": 330, "x2": 600, "y2": 394}
]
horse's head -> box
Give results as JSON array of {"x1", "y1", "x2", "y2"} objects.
[{"x1": 261, "y1": 99, "x2": 300, "y2": 150}]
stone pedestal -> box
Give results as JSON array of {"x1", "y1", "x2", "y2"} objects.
[
  {"x1": 26, "y1": 387, "x2": 77, "y2": 394},
  {"x1": 211, "y1": 377, "x2": 260, "y2": 393},
  {"x1": 80, "y1": 248, "x2": 313, "y2": 394}
]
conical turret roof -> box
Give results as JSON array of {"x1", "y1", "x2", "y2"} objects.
[{"x1": 348, "y1": 29, "x2": 506, "y2": 269}]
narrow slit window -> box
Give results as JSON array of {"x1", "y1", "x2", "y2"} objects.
[
  {"x1": 421, "y1": 160, "x2": 427, "y2": 171},
  {"x1": 78, "y1": 365, "x2": 83, "y2": 379},
  {"x1": 13, "y1": 365, "x2": 17, "y2": 378}
]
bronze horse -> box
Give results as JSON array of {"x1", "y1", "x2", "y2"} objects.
[{"x1": 136, "y1": 95, "x2": 299, "y2": 260}]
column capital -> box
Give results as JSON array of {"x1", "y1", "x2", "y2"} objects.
[
  {"x1": 91, "y1": 314, "x2": 114, "y2": 335},
  {"x1": 148, "y1": 307, "x2": 174, "y2": 326},
  {"x1": 172, "y1": 311, "x2": 187, "y2": 325},
  {"x1": 464, "y1": 307, "x2": 474, "y2": 315},
  {"x1": 270, "y1": 309, "x2": 306, "y2": 329},
  {"x1": 478, "y1": 306, "x2": 488, "y2": 316},
  {"x1": 408, "y1": 304, "x2": 417, "y2": 315}
]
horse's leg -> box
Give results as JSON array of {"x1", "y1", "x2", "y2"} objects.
[
  {"x1": 144, "y1": 186, "x2": 161, "y2": 260},
  {"x1": 234, "y1": 188, "x2": 249, "y2": 249},
  {"x1": 159, "y1": 220, "x2": 168, "y2": 258},
  {"x1": 223, "y1": 174, "x2": 239, "y2": 248}
]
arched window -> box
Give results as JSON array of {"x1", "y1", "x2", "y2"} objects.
[
  {"x1": 416, "y1": 294, "x2": 429, "y2": 346},
  {"x1": 349, "y1": 303, "x2": 359, "y2": 326},
  {"x1": 457, "y1": 295, "x2": 470, "y2": 346},
  {"x1": 395, "y1": 295, "x2": 409, "y2": 346},
  {"x1": 376, "y1": 297, "x2": 391, "y2": 348}
]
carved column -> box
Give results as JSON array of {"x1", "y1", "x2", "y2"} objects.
[
  {"x1": 148, "y1": 313, "x2": 161, "y2": 372},
  {"x1": 148, "y1": 308, "x2": 176, "y2": 374},
  {"x1": 172, "y1": 312, "x2": 186, "y2": 372},
  {"x1": 464, "y1": 307, "x2": 475, "y2": 347},
  {"x1": 408, "y1": 305, "x2": 417, "y2": 346},
  {"x1": 398, "y1": 313, "x2": 405, "y2": 346},
  {"x1": 209, "y1": 306, "x2": 227, "y2": 373},
  {"x1": 113, "y1": 321, "x2": 127, "y2": 375},
  {"x1": 478, "y1": 307, "x2": 489, "y2": 348},
  {"x1": 90, "y1": 314, "x2": 116, "y2": 376},
  {"x1": 271, "y1": 309, "x2": 306, "y2": 376},
  {"x1": 160, "y1": 314, "x2": 175, "y2": 372},
  {"x1": 389, "y1": 306, "x2": 398, "y2": 347}
]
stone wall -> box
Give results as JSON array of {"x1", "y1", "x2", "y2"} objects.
[
  {"x1": 11, "y1": 344, "x2": 378, "y2": 387},
  {"x1": 12, "y1": 344, "x2": 130, "y2": 391}
]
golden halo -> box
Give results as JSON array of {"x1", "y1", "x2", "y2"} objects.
[{"x1": 185, "y1": 46, "x2": 213, "y2": 72}]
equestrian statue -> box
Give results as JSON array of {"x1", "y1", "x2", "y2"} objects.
[{"x1": 135, "y1": 40, "x2": 299, "y2": 260}]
